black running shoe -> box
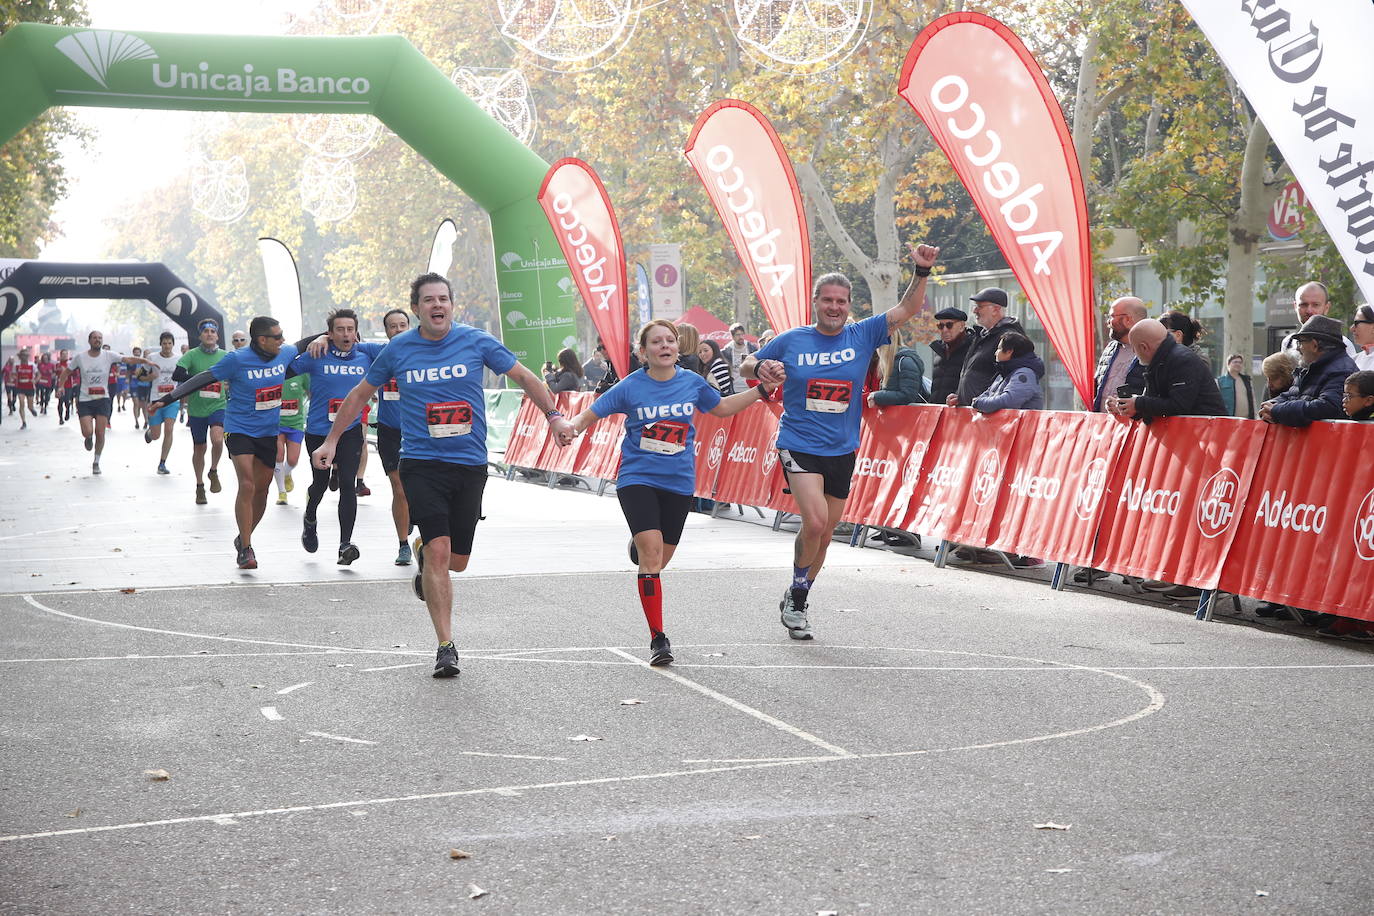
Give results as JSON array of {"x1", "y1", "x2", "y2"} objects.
[
  {"x1": 302, "y1": 519, "x2": 319, "y2": 553},
  {"x1": 649, "y1": 632, "x2": 673, "y2": 666},
  {"x1": 433, "y1": 642, "x2": 460, "y2": 678},
  {"x1": 237, "y1": 545, "x2": 257, "y2": 569},
  {"x1": 84, "y1": 435, "x2": 93, "y2": 451},
  {"x1": 412, "y1": 536, "x2": 426, "y2": 601},
  {"x1": 328, "y1": 469, "x2": 339, "y2": 492},
  {"x1": 628, "y1": 538, "x2": 639, "y2": 565},
  {"x1": 337, "y1": 543, "x2": 360, "y2": 566}
]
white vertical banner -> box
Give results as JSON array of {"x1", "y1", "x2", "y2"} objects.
[
  {"x1": 428, "y1": 218, "x2": 458, "y2": 276},
  {"x1": 1182, "y1": 0, "x2": 1374, "y2": 305},
  {"x1": 648, "y1": 243, "x2": 684, "y2": 321},
  {"x1": 257, "y1": 238, "x2": 303, "y2": 343}
]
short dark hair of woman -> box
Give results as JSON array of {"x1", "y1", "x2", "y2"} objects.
[
  {"x1": 1160, "y1": 310, "x2": 1203, "y2": 347},
  {"x1": 996, "y1": 331, "x2": 1034, "y2": 359}
]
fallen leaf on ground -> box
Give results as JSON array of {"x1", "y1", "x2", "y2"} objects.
[
  {"x1": 603, "y1": 835, "x2": 616, "y2": 841},
  {"x1": 567, "y1": 735, "x2": 602, "y2": 742},
  {"x1": 391, "y1": 644, "x2": 406, "y2": 648},
  {"x1": 328, "y1": 598, "x2": 344, "y2": 603},
  {"x1": 1045, "y1": 868, "x2": 1072, "y2": 874},
  {"x1": 249, "y1": 685, "x2": 264, "y2": 689},
  {"x1": 448, "y1": 849, "x2": 471, "y2": 860},
  {"x1": 144, "y1": 769, "x2": 171, "y2": 781},
  {"x1": 65, "y1": 808, "x2": 81, "y2": 818},
  {"x1": 467, "y1": 884, "x2": 487, "y2": 899},
  {"x1": 120, "y1": 588, "x2": 136, "y2": 594},
  {"x1": 112, "y1": 548, "x2": 122, "y2": 552},
  {"x1": 743, "y1": 835, "x2": 763, "y2": 840},
  {"x1": 702, "y1": 652, "x2": 726, "y2": 657},
  {"x1": 1034, "y1": 823, "x2": 1071, "y2": 830},
  {"x1": 1255, "y1": 891, "x2": 1269, "y2": 897},
  {"x1": 620, "y1": 699, "x2": 643, "y2": 706}
]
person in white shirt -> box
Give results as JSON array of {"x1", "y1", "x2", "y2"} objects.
[{"x1": 1351, "y1": 304, "x2": 1374, "y2": 371}]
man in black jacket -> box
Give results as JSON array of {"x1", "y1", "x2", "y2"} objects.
[
  {"x1": 1108, "y1": 319, "x2": 1225, "y2": 420},
  {"x1": 1261, "y1": 314, "x2": 1358, "y2": 427},
  {"x1": 929, "y1": 307, "x2": 971, "y2": 403},
  {"x1": 952, "y1": 287, "x2": 1025, "y2": 406}
]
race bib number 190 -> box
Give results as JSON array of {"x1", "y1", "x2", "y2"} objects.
[
  {"x1": 639, "y1": 420, "x2": 688, "y2": 455},
  {"x1": 255, "y1": 384, "x2": 283, "y2": 410},
  {"x1": 426, "y1": 400, "x2": 472, "y2": 437},
  {"x1": 805, "y1": 378, "x2": 851, "y2": 413}
]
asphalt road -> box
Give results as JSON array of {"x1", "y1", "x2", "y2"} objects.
[{"x1": 2, "y1": 409, "x2": 1370, "y2": 914}]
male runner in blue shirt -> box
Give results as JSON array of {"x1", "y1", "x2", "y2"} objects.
[
  {"x1": 743, "y1": 242, "x2": 940, "y2": 640},
  {"x1": 312, "y1": 274, "x2": 574, "y2": 678}
]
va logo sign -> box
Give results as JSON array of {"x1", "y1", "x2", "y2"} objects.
[
  {"x1": 1073, "y1": 457, "x2": 1109, "y2": 522},
  {"x1": 707, "y1": 428, "x2": 727, "y2": 470},
  {"x1": 971, "y1": 448, "x2": 1002, "y2": 507},
  {"x1": 1355, "y1": 487, "x2": 1374, "y2": 562}
]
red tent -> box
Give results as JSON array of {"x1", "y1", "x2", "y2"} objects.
[{"x1": 674, "y1": 306, "x2": 756, "y2": 343}]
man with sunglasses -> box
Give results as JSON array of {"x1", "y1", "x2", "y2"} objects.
[
  {"x1": 153, "y1": 316, "x2": 297, "y2": 569},
  {"x1": 929, "y1": 307, "x2": 971, "y2": 404}
]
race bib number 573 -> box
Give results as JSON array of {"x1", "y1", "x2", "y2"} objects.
[
  {"x1": 805, "y1": 378, "x2": 851, "y2": 413},
  {"x1": 426, "y1": 400, "x2": 472, "y2": 437}
]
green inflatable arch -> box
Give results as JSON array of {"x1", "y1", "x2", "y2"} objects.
[{"x1": 0, "y1": 22, "x2": 575, "y2": 373}]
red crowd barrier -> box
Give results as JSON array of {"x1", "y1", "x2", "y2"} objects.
[{"x1": 503, "y1": 398, "x2": 1372, "y2": 621}]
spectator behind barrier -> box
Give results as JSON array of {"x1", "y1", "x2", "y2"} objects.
[
  {"x1": 1281, "y1": 281, "x2": 1358, "y2": 360},
  {"x1": 1092, "y1": 297, "x2": 1148, "y2": 411},
  {"x1": 697, "y1": 339, "x2": 734, "y2": 394},
  {"x1": 1342, "y1": 370, "x2": 1374, "y2": 420},
  {"x1": 548, "y1": 348, "x2": 584, "y2": 393},
  {"x1": 1260, "y1": 315, "x2": 1357, "y2": 427},
  {"x1": 1352, "y1": 305, "x2": 1374, "y2": 371},
  {"x1": 929, "y1": 307, "x2": 972, "y2": 404},
  {"x1": 1108, "y1": 319, "x2": 1225, "y2": 421},
  {"x1": 971, "y1": 331, "x2": 1044, "y2": 413},
  {"x1": 1260, "y1": 351, "x2": 1298, "y2": 399},
  {"x1": 1217, "y1": 353, "x2": 1257, "y2": 419},
  {"x1": 675, "y1": 322, "x2": 703, "y2": 375},
  {"x1": 954, "y1": 287, "x2": 1025, "y2": 406},
  {"x1": 582, "y1": 342, "x2": 608, "y2": 389},
  {"x1": 868, "y1": 321, "x2": 930, "y2": 407},
  {"x1": 1159, "y1": 309, "x2": 1204, "y2": 349},
  {"x1": 724, "y1": 323, "x2": 758, "y2": 392}
]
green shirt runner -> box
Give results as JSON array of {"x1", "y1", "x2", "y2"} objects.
[
  {"x1": 279, "y1": 374, "x2": 309, "y2": 431},
  {"x1": 177, "y1": 347, "x2": 228, "y2": 417}
]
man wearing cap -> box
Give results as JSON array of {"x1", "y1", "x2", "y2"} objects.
[
  {"x1": 951, "y1": 287, "x2": 1025, "y2": 406},
  {"x1": 1107, "y1": 319, "x2": 1225, "y2": 421},
  {"x1": 1092, "y1": 297, "x2": 1148, "y2": 411},
  {"x1": 1260, "y1": 314, "x2": 1358, "y2": 427},
  {"x1": 1281, "y1": 282, "x2": 1357, "y2": 359},
  {"x1": 1351, "y1": 305, "x2": 1374, "y2": 371},
  {"x1": 174, "y1": 320, "x2": 228, "y2": 505},
  {"x1": 929, "y1": 307, "x2": 972, "y2": 404}
]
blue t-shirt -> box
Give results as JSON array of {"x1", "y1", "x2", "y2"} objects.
[
  {"x1": 209, "y1": 344, "x2": 299, "y2": 438},
  {"x1": 755, "y1": 314, "x2": 890, "y2": 455},
  {"x1": 290, "y1": 342, "x2": 382, "y2": 436},
  {"x1": 591, "y1": 367, "x2": 722, "y2": 495},
  {"x1": 371, "y1": 340, "x2": 402, "y2": 429},
  {"x1": 364, "y1": 324, "x2": 517, "y2": 465}
]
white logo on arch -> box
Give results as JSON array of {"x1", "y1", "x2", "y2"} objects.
[
  {"x1": 165, "y1": 286, "x2": 198, "y2": 318},
  {"x1": 56, "y1": 30, "x2": 157, "y2": 89},
  {"x1": 0, "y1": 286, "x2": 24, "y2": 321}
]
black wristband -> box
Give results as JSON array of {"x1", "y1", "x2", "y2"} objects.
[{"x1": 912, "y1": 263, "x2": 932, "y2": 278}]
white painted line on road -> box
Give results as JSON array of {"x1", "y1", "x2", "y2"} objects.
[
  {"x1": 306, "y1": 731, "x2": 376, "y2": 746},
  {"x1": 359, "y1": 662, "x2": 427, "y2": 672},
  {"x1": 0, "y1": 520, "x2": 131, "y2": 542},
  {"x1": 260, "y1": 707, "x2": 283, "y2": 721},
  {"x1": 604, "y1": 647, "x2": 855, "y2": 759},
  {"x1": 19, "y1": 594, "x2": 424, "y2": 657},
  {"x1": 0, "y1": 650, "x2": 345, "y2": 664},
  {"x1": 460, "y1": 751, "x2": 569, "y2": 762},
  {"x1": 683, "y1": 755, "x2": 839, "y2": 764},
  {"x1": 0, "y1": 551, "x2": 225, "y2": 564},
  {"x1": 276, "y1": 682, "x2": 312, "y2": 695}
]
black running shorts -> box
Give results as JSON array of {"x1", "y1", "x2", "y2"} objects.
[
  {"x1": 226, "y1": 432, "x2": 277, "y2": 468},
  {"x1": 616, "y1": 485, "x2": 694, "y2": 545},
  {"x1": 400, "y1": 459, "x2": 487, "y2": 555},
  {"x1": 376, "y1": 422, "x2": 401, "y2": 474},
  {"x1": 778, "y1": 448, "x2": 857, "y2": 500},
  {"x1": 76, "y1": 397, "x2": 113, "y2": 419}
]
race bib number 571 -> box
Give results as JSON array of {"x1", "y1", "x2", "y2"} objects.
[
  {"x1": 805, "y1": 378, "x2": 851, "y2": 413},
  {"x1": 426, "y1": 401, "x2": 472, "y2": 437},
  {"x1": 639, "y1": 420, "x2": 688, "y2": 455}
]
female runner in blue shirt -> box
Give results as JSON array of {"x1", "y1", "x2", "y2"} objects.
[{"x1": 557, "y1": 319, "x2": 776, "y2": 665}]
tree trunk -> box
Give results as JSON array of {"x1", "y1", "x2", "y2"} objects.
[
  {"x1": 1071, "y1": 27, "x2": 1101, "y2": 193},
  {"x1": 1222, "y1": 118, "x2": 1279, "y2": 363}
]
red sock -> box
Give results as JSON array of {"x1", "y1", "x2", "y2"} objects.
[{"x1": 637, "y1": 573, "x2": 663, "y2": 636}]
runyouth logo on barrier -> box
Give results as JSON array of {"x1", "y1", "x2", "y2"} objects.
[
  {"x1": 1072, "y1": 456, "x2": 1109, "y2": 522},
  {"x1": 972, "y1": 448, "x2": 1002, "y2": 507},
  {"x1": 1195, "y1": 467, "x2": 1241, "y2": 540},
  {"x1": 1355, "y1": 488, "x2": 1374, "y2": 561},
  {"x1": 707, "y1": 428, "x2": 727, "y2": 470},
  {"x1": 761, "y1": 429, "x2": 779, "y2": 476}
]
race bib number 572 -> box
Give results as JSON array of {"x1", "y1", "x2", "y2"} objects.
[
  {"x1": 426, "y1": 401, "x2": 472, "y2": 437},
  {"x1": 805, "y1": 378, "x2": 851, "y2": 413}
]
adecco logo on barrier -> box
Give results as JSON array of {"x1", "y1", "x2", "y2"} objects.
[
  {"x1": 1073, "y1": 457, "x2": 1108, "y2": 522},
  {"x1": 971, "y1": 448, "x2": 1001, "y2": 507},
  {"x1": 1195, "y1": 467, "x2": 1241, "y2": 540},
  {"x1": 1355, "y1": 487, "x2": 1374, "y2": 561}
]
